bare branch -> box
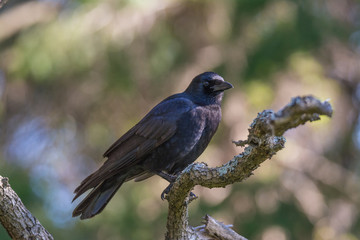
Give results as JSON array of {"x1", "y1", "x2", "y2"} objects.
[
  {"x1": 195, "y1": 215, "x2": 248, "y2": 240},
  {"x1": 165, "y1": 95, "x2": 333, "y2": 239},
  {"x1": 0, "y1": 175, "x2": 54, "y2": 240}
]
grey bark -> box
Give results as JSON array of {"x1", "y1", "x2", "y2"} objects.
[
  {"x1": 0, "y1": 176, "x2": 54, "y2": 240},
  {"x1": 164, "y1": 95, "x2": 333, "y2": 240},
  {"x1": 195, "y1": 215, "x2": 248, "y2": 240}
]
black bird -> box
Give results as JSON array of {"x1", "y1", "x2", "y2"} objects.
[{"x1": 72, "y1": 72, "x2": 233, "y2": 219}]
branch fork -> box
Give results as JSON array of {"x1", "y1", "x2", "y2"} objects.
[{"x1": 165, "y1": 95, "x2": 333, "y2": 240}]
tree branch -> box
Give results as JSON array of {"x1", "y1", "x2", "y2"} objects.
[
  {"x1": 0, "y1": 175, "x2": 54, "y2": 240},
  {"x1": 195, "y1": 215, "x2": 248, "y2": 240},
  {"x1": 165, "y1": 95, "x2": 333, "y2": 240}
]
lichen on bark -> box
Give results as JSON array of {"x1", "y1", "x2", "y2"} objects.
[{"x1": 165, "y1": 95, "x2": 333, "y2": 240}]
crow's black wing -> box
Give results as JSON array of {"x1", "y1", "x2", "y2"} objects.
[{"x1": 73, "y1": 96, "x2": 194, "y2": 199}]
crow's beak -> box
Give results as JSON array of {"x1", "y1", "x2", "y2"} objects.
[{"x1": 212, "y1": 81, "x2": 234, "y2": 92}]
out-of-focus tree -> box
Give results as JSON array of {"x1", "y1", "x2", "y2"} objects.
[{"x1": 0, "y1": 0, "x2": 359, "y2": 239}]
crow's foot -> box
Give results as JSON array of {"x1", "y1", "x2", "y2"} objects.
[
  {"x1": 156, "y1": 171, "x2": 177, "y2": 183},
  {"x1": 189, "y1": 191, "x2": 197, "y2": 198},
  {"x1": 161, "y1": 182, "x2": 173, "y2": 200}
]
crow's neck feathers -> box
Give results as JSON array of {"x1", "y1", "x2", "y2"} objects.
[{"x1": 184, "y1": 91, "x2": 224, "y2": 106}]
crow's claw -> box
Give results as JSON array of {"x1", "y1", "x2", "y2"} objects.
[
  {"x1": 161, "y1": 183, "x2": 173, "y2": 200},
  {"x1": 188, "y1": 191, "x2": 198, "y2": 201},
  {"x1": 189, "y1": 191, "x2": 197, "y2": 198}
]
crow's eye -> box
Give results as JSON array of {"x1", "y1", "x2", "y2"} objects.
[
  {"x1": 203, "y1": 81, "x2": 210, "y2": 87},
  {"x1": 212, "y1": 79, "x2": 224, "y2": 85}
]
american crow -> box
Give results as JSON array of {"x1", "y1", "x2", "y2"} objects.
[{"x1": 73, "y1": 72, "x2": 233, "y2": 219}]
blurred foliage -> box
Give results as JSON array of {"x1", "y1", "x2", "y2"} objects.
[{"x1": 1, "y1": 0, "x2": 360, "y2": 239}]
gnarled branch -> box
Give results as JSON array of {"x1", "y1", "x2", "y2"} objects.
[
  {"x1": 0, "y1": 175, "x2": 54, "y2": 240},
  {"x1": 165, "y1": 95, "x2": 333, "y2": 240}
]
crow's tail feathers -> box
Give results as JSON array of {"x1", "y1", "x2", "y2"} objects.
[{"x1": 72, "y1": 177, "x2": 125, "y2": 219}]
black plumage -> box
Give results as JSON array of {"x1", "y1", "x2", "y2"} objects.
[{"x1": 72, "y1": 72, "x2": 233, "y2": 219}]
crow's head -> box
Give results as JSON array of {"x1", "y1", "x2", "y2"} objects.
[{"x1": 185, "y1": 72, "x2": 233, "y2": 102}]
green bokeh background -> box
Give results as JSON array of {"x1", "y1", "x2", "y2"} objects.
[{"x1": 1, "y1": 0, "x2": 360, "y2": 239}]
